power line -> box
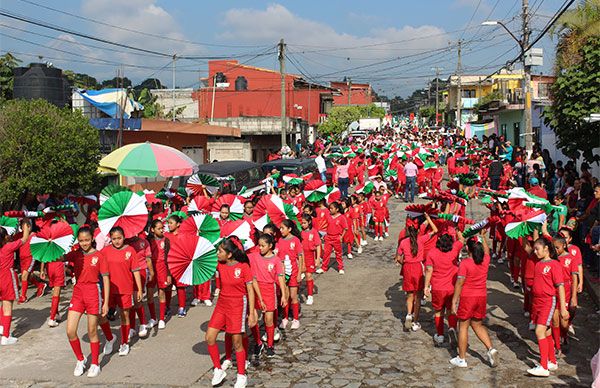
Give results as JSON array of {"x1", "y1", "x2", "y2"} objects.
[
  {"x1": 460, "y1": 0, "x2": 484, "y2": 40},
  {"x1": 16, "y1": 0, "x2": 271, "y2": 49}
]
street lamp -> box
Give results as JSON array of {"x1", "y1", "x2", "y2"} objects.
[{"x1": 482, "y1": 20, "x2": 533, "y2": 155}]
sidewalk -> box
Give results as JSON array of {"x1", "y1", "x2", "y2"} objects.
[{"x1": 584, "y1": 266, "x2": 600, "y2": 309}]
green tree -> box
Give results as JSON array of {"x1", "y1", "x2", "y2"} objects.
[
  {"x1": 136, "y1": 87, "x2": 163, "y2": 118},
  {"x1": 319, "y1": 104, "x2": 385, "y2": 135},
  {"x1": 0, "y1": 99, "x2": 101, "y2": 209},
  {"x1": 134, "y1": 78, "x2": 165, "y2": 92},
  {"x1": 0, "y1": 52, "x2": 21, "y2": 101},
  {"x1": 101, "y1": 76, "x2": 132, "y2": 89},
  {"x1": 543, "y1": 37, "x2": 600, "y2": 163},
  {"x1": 64, "y1": 70, "x2": 99, "y2": 90}
]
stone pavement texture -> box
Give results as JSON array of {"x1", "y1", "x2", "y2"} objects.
[{"x1": 0, "y1": 197, "x2": 598, "y2": 388}]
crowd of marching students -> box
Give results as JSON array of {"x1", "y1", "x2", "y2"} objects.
[{"x1": 1, "y1": 125, "x2": 599, "y2": 387}]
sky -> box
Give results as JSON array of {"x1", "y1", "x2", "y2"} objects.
[{"x1": 0, "y1": 0, "x2": 568, "y2": 97}]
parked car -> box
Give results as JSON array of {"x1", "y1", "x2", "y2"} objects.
[
  {"x1": 183, "y1": 161, "x2": 265, "y2": 196},
  {"x1": 261, "y1": 158, "x2": 334, "y2": 185}
]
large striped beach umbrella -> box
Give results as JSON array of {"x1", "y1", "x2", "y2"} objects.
[{"x1": 99, "y1": 142, "x2": 198, "y2": 178}]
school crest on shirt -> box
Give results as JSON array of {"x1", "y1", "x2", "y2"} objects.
[
  {"x1": 290, "y1": 242, "x2": 296, "y2": 250},
  {"x1": 91, "y1": 256, "x2": 98, "y2": 266},
  {"x1": 234, "y1": 268, "x2": 241, "y2": 279},
  {"x1": 125, "y1": 251, "x2": 132, "y2": 260},
  {"x1": 543, "y1": 265, "x2": 551, "y2": 274},
  {"x1": 565, "y1": 258, "x2": 571, "y2": 266},
  {"x1": 160, "y1": 241, "x2": 165, "y2": 249},
  {"x1": 571, "y1": 249, "x2": 577, "y2": 256},
  {"x1": 268, "y1": 263, "x2": 274, "y2": 272},
  {"x1": 308, "y1": 234, "x2": 313, "y2": 241}
]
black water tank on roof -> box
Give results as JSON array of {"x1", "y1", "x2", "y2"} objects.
[
  {"x1": 13, "y1": 63, "x2": 69, "y2": 107},
  {"x1": 235, "y1": 76, "x2": 248, "y2": 91}
]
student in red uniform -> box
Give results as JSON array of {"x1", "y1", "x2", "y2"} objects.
[
  {"x1": 148, "y1": 220, "x2": 172, "y2": 329},
  {"x1": 249, "y1": 233, "x2": 287, "y2": 358},
  {"x1": 300, "y1": 214, "x2": 321, "y2": 305},
  {"x1": 64, "y1": 227, "x2": 110, "y2": 377},
  {"x1": 126, "y1": 234, "x2": 154, "y2": 339},
  {"x1": 551, "y1": 234, "x2": 578, "y2": 352},
  {"x1": 40, "y1": 220, "x2": 68, "y2": 328},
  {"x1": 357, "y1": 193, "x2": 369, "y2": 246},
  {"x1": 277, "y1": 219, "x2": 304, "y2": 330},
  {"x1": 349, "y1": 195, "x2": 364, "y2": 251},
  {"x1": 318, "y1": 202, "x2": 348, "y2": 274},
  {"x1": 314, "y1": 200, "x2": 330, "y2": 239},
  {"x1": 0, "y1": 221, "x2": 31, "y2": 345},
  {"x1": 450, "y1": 229, "x2": 498, "y2": 368},
  {"x1": 369, "y1": 191, "x2": 387, "y2": 241},
  {"x1": 424, "y1": 230, "x2": 464, "y2": 346},
  {"x1": 206, "y1": 237, "x2": 257, "y2": 388},
  {"x1": 101, "y1": 226, "x2": 143, "y2": 356},
  {"x1": 395, "y1": 213, "x2": 438, "y2": 332},
  {"x1": 340, "y1": 199, "x2": 357, "y2": 258},
  {"x1": 525, "y1": 236, "x2": 568, "y2": 377},
  {"x1": 17, "y1": 220, "x2": 44, "y2": 303},
  {"x1": 559, "y1": 227, "x2": 583, "y2": 295},
  {"x1": 165, "y1": 214, "x2": 187, "y2": 317}
]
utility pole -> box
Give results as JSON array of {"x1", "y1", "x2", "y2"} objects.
[
  {"x1": 172, "y1": 54, "x2": 177, "y2": 122},
  {"x1": 522, "y1": 0, "x2": 533, "y2": 155},
  {"x1": 279, "y1": 38, "x2": 286, "y2": 147},
  {"x1": 210, "y1": 73, "x2": 216, "y2": 123},
  {"x1": 347, "y1": 77, "x2": 352, "y2": 105},
  {"x1": 456, "y1": 40, "x2": 462, "y2": 130},
  {"x1": 432, "y1": 67, "x2": 443, "y2": 126}
]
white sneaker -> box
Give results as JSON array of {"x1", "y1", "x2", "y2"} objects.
[
  {"x1": 129, "y1": 328, "x2": 137, "y2": 339},
  {"x1": 523, "y1": 311, "x2": 530, "y2": 318},
  {"x1": 261, "y1": 332, "x2": 267, "y2": 342},
  {"x1": 203, "y1": 300, "x2": 213, "y2": 307},
  {"x1": 211, "y1": 368, "x2": 227, "y2": 386},
  {"x1": 339, "y1": 269, "x2": 345, "y2": 275},
  {"x1": 433, "y1": 334, "x2": 444, "y2": 345},
  {"x1": 0, "y1": 336, "x2": 18, "y2": 346},
  {"x1": 568, "y1": 324, "x2": 575, "y2": 335},
  {"x1": 404, "y1": 314, "x2": 413, "y2": 331},
  {"x1": 385, "y1": 232, "x2": 389, "y2": 237},
  {"x1": 191, "y1": 298, "x2": 200, "y2": 306},
  {"x1": 450, "y1": 356, "x2": 468, "y2": 368},
  {"x1": 347, "y1": 253, "x2": 353, "y2": 259},
  {"x1": 103, "y1": 337, "x2": 116, "y2": 354},
  {"x1": 528, "y1": 321, "x2": 536, "y2": 331},
  {"x1": 290, "y1": 319, "x2": 300, "y2": 330},
  {"x1": 548, "y1": 361, "x2": 558, "y2": 371},
  {"x1": 213, "y1": 288, "x2": 220, "y2": 297},
  {"x1": 146, "y1": 319, "x2": 157, "y2": 329},
  {"x1": 395, "y1": 194, "x2": 400, "y2": 199},
  {"x1": 234, "y1": 374, "x2": 247, "y2": 388},
  {"x1": 315, "y1": 268, "x2": 324, "y2": 274},
  {"x1": 420, "y1": 297, "x2": 427, "y2": 306},
  {"x1": 274, "y1": 328, "x2": 281, "y2": 341},
  {"x1": 158, "y1": 320, "x2": 166, "y2": 329},
  {"x1": 47, "y1": 319, "x2": 59, "y2": 328},
  {"x1": 87, "y1": 364, "x2": 100, "y2": 378},
  {"x1": 138, "y1": 324, "x2": 148, "y2": 338},
  {"x1": 73, "y1": 357, "x2": 87, "y2": 377},
  {"x1": 279, "y1": 318, "x2": 289, "y2": 329},
  {"x1": 411, "y1": 322, "x2": 422, "y2": 331},
  {"x1": 0, "y1": 326, "x2": 3, "y2": 336},
  {"x1": 361, "y1": 240, "x2": 367, "y2": 246},
  {"x1": 118, "y1": 343, "x2": 130, "y2": 356},
  {"x1": 527, "y1": 365, "x2": 549, "y2": 377},
  {"x1": 497, "y1": 257, "x2": 505, "y2": 264},
  {"x1": 221, "y1": 359, "x2": 232, "y2": 371},
  {"x1": 306, "y1": 296, "x2": 314, "y2": 305},
  {"x1": 487, "y1": 348, "x2": 499, "y2": 367},
  {"x1": 357, "y1": 246, "x2": 363, "y2": 254}
]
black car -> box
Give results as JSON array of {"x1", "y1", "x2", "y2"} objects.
[
  {"x1": 261, "y1": 158, "x2": 334, "y2": 185},
  {"x1": 186, "y1": 161, "x2": 265, "y2": 195}
]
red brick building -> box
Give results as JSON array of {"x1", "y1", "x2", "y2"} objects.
[{"x1": 330, "y1": 80, "x2": 375, "y2": 106}]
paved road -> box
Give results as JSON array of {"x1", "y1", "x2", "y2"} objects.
[{"x1": 1, "y1": 197, "x2": 598, "y2": 388}]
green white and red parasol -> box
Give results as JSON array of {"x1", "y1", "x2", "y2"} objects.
[
  {"x1": 179, "y1": 213, "x2": 221, "y2": 242},
  {"x1": 186, "y1": 173, "x2": 219, "y2": 196},
  {"x1": 423, "y1": 162, "x2": 437, "y2": 170},
  {"x1": 355, "y1": 181, "x2": 375, "y2": 194},
  {"x1": 167, "y1": 234, "x2": 217, "y2": 285},
  {"x1": 188, "y1": 195, "x2": 212, "y2": 213},
  {"x1": 30, "y1": 221, "x2": 75, "y2": 263},
  {"x1": 304, "y1": 180, "x2": 328, "y2": 202},
  {"x1": 99, "y1": 185, "x2": 131, "y2": 205},
  {"x1": 325, "y1": 187, "x2": 341, "y2": 203},
  {"x1": 98, "y1": 191, "x2": 148, "y2": 238},
  {"x1": 211, "y1": 194, "x2": 245, "y2": 220},
  {"x1": 219, "y1": 219, "x2": 255, "y2": 251},
  {"x1": 505, "y1": 209, "x2": 547, "y2": 239},
  {"x1": 384, "y1": 169, "x2": 398, "y2": 180},
  {"x1": 99, "y1": 142, "x2": 198, "y2": 178},
  {"x1": 253, "y1": 194, "x2": 299, "y2": 230},
  {"x1": 283, "y1": 173, "x2": 311, "y2": 186},
  {"x1": 0, "y1": 216, "x2": 19, "y2": 235}
]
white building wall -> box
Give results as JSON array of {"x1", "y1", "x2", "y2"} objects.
[{"x1": 151, "y1": 88, "x2": 198, "y2": 122}]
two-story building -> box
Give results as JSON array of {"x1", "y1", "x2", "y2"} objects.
[{"x1": 330, "y1": 80, "x2": 374, "y2": 106}]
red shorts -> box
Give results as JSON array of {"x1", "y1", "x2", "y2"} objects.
[
  {"x1": 372, "y1": 213, "x2": 385, "y2": 223},
  {"x1": 47, "y1": 261, "x2": 65, "y2": 287},
  {"x1": 304, "y1": 250, "x2": 316, "y2": 273},
  {"x1": 562, "y1": 287, "x2": 571, "y2": 310},
  {"x1": 133, "y1": 269, "x2": 147, "y2": 292},
  {"x1": 287, "y1": 268, "x2": 300, "y2": 287},
  {"x1": 402, "y1": 262, "x2": 424, "y2": 292},
  {"x1": 20, "y1": 255, "x2": 34, "y2": 273},
  {"x1": 431, "y1": 289, "x2": 454, "y2": 311},
  {"x1": 155, "y1": 261, "x2": 170, "y2": 289},
  {"x1": 69, "y1": 283, "x2": 102, "y2": 315},
  {"x1": 457, "y1": 295, "x2": 487, "y2": 320},
  {"x1": 0, "y1": 269, "x2": 19, "y2": 301},
  {"x1": 256, "y1": 282, "x2": 277, "y2": 311},
  {"x1": 208, "y1": 295, "x2": 248, "y2": 334},
  {"x1": 531, "y1": 296, "x2": 556, "y2": 326},
  {"x1": 109, "y1": 293, "x2": 134, "y2": 310}
]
